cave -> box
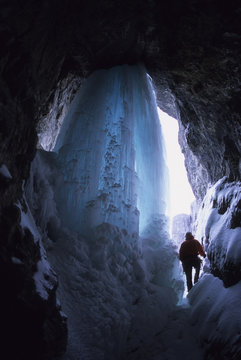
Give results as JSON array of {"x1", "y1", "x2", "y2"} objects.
[{"x1": 1, "y1": 1, "x2": 241, "y2": 359}]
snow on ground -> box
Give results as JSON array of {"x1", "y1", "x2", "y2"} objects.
[
  {"x1": 126, "y1": 300, "x2": 204, "y2": 360},
  {"x1": 189, "y1": 274, "x2": 241, "y2": 358}
]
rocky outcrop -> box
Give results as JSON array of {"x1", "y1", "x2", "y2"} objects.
[{"x1": 37, "y1": 75, "x2": 82, "y2": 151}]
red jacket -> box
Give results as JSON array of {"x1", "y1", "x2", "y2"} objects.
[{"x1": 179, "y1": 239, "x2": 206, "y2": 261}]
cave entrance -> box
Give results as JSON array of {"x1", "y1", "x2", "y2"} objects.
[
  {"x1": 36, "y1": 65, "x2": 194, "y2": 241},
  {"x1": 158, "y1": 108, "x2": 195, "y2": 233}
]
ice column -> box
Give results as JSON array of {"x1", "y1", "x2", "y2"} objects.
[
  {"x1": 53, "y1": 64, "x2": 168, "y2": 238},
  {"x1": 132, "y1": 73, "x2": 168, "y2": 231}
]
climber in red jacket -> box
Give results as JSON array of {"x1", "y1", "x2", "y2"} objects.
[{"x1": 179, "y1": 232, "x2": 206, "y2": 292}]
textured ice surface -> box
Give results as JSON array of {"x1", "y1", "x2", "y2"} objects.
[{"x1": 53, "y1": 64, "x2": 168, "y2": 238}]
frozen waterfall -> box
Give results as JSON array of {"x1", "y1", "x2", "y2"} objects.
[{"x1": 53, "y1": 64, "x2": 168, "y2": 238}]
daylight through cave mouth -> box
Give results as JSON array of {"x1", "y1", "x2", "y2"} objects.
[{"x1": 158, "y1": 109, "x2": 195, "y2": 225}]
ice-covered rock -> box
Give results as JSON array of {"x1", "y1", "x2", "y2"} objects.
[{"x1": 195, "y1": 177, "x2": 241, "y2": 286}]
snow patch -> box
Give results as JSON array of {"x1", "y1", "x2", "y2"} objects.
[
  {"x1": 33, "y1": 258, "x2": 56, "y2": 301},
  {"x1": 0, "y1": 164, "x2": 12, "y2": 179},
  {"x1": 17, "y1": 199, "x2": 40, "y2": 243},
  {"x1": 11, "y1": 256, "x2": 23, "y2": 265}
]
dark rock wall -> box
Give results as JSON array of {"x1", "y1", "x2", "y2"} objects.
[
  {"x1": 1, "y1": 2, "x2": 72, "y2": 359},
  {"x1": 0, "y1": 0, "x2": 241, "y2": 359},
  {"x1": 0, "y1": 200, "x2": 67, "y2": 360},
  {"x1": 37, "y1": 74, "x2": 82, "y2": 151}
]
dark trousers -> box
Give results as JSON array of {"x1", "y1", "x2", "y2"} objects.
[{"x1": 182, "y1": 256, "x2": 201, "y2": 292}]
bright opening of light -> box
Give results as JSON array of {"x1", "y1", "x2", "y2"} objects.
[{"x1": 158, "y1": 108, "x2": 195, "y2": 221}]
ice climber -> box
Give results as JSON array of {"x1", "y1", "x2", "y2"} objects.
[{"x1": 179, "y1": 232, "x2": 206, "y2": 292}]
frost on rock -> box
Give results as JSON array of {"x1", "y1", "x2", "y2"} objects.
[
  {"x1": 26, "y1": 64, "x2": 185, "y2": 359},
  {"x1": 10, "y1": 197, "x2": 68, "y2": 358},
  {"x1": 16, "y1": 198, "x2": 58, "y2": 300},
  {"x1": 195, "y1": 177, "x2": 241, "y2": 286}
]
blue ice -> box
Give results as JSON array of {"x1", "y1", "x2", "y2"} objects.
[{"x1": 53, "y1": 64, "x2": 168, "y2": 239}]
